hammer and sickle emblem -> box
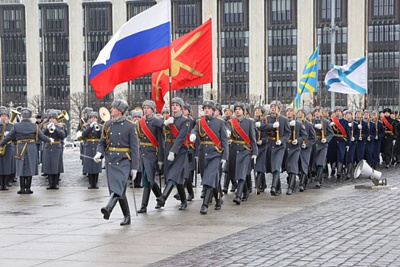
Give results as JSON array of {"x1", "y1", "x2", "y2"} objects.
[{"x1": 153, "y1": 31, "x2": 204, "y2": 101}]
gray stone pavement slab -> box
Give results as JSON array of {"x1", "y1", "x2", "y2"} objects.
[{"x1": 1, "y1": 149, "x2": 400, "y2": 266}]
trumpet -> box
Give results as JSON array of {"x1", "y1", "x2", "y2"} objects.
[
  {"x1": 94, "y1": 122, "x2": 101, "y2": 132},
  {"x1": 57, "y1": 110, "x2": 69, "y2": 122},
  {"x1": 48, "y1": 122, "x2": 56, "y2": 133}
]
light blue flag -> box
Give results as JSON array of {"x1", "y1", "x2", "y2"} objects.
[{"x1": 292, "y1": 45, "x2": 319, "y2": 108}]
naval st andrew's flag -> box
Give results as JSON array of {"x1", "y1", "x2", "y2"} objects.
[
  {"x1": 90, "y1": 0, "x2": 171, "y2": 99},
  {"x1": 151, "y1": 19, "x2": 213, "y2": 112},
  {"x1": 292, "y1": 45, "x2": 319, "y2": 108},
  {"x1": 325, "y1": 57, "x2": 367, "y2": 95}
]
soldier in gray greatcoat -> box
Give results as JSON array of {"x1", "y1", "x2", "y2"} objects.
[
  {"x1": 0, "y1": 109, "x2": 15, "y2": 190},
  {"x1": 228, "y1": 102, "x2": 258, "y2": 205},
  {"x1": 283, "y1": 105, "x2": 308, "y2": 195},
  {"x1": 155, "y1": 97, "x2": 190, "y2": 210},
  {"x1": 0, "y1": 108, "x2": 52, "y2": 194},
  {"x1": 94, "y1": 99, "x2": 139, "y2": 226},
  {"x1": 311, "y1": 107, "x2": 334, "y2": 188},
  {"x1": 253, "y1": 106, "x2": 268, "y2": 194},
  {"x1": 136, "y1": 100, "x2": 164, "y2": 213},
  {"x1": 296, "y1": 107, "x2": 316, "y2": 192},
  {"x1": 257, "y1": 100, "x2": 291, "y2": 196},
  {"x1": 42, "y1": 112, "x2": 66, "y2": 190},
  {"x1": 81, "y1": 111, "x2": 103, "y2": 189},
  {"x1": 190, "y1": 100, "x2": 229, "y2": 214}
]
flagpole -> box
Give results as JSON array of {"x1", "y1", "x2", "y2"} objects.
[
  {"x1": 330, "y1": 0, "x2": 336, "y2": 111},
  {"x1": 210, "y1": 82, "x2": 213, "y2": 100}
]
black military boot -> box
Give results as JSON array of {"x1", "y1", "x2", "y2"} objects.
[
  {"x1": 186, "y1": 176, "x2": 194, "y2": 201},
  {"x1": 101, "y1": 193, "x2": 119, "y2": 220},
  {"x1": 246, "y1": 174, "x2": 252, "y2": 194},
  {"x1": 286, "y1": 174, "x2": 296, "y2": 195},
  {"x1": 156, "y1": 183, "x2": 174, "y2": 208},
  {"x1": 134, "y1": 172, "x2": 143, "y2": 188},
  {"x1": 299, "y1": 173, "x2": 305, "y2": 192},
  {"x1": 346, "y1": 163, "x2": 353, "y2": 180},
  {"x1": 260, "y1": 173, "x2": 266, "y2": 192},
  {"x1": 53, "y1": 174, "x2": 59, "y2": 190},
  {"x1": 0, "y1": 175, "x2": 4, "y2": 190},
  {"x1": 200, "y1": 188, "x2": 213, "y2": 215},
  {"x1": 330, "y1": 162, "x2": 336, "y2": 177},
  {"x1": 270, "y1": 173, "x2": 279, "y2": 196},
  {"x1": 93, "y1": 174, "x2": 99, "y2": 189},
  {"x1": 87, "y1": 174, "x2": 94, "y2": 189},
  {"x1": 230, "y1": 177, "x2": 237, "y2": 192},
  {"x1": 17, "y1": 176, "x2": 25, "y2": 194},
  {"x1": 242, "y1": 182, "x2": 249, "y2": 201},
  {"x1": 276, "y1": 176, "x2": 282, "y2": 195},
  {"x1": 177, "y1": 184, "x2": 187, "y2": 210},
  {"x1": 255, "y1": 172, "x2": 262, "y2": 195},
  {"x1": 1, "y1": 175, "x2": 8, "y2": 190},
  {"x1": 119, "y1": 198, "x2": 131, "y2": 226},
  {"x1": 315, "y1": 167, "x2": 324, "y2": 188},
  {"x1": 138, "y1": 187, "x2": 151, "y2": 213},
  {"x1": 47, "y1": 175, "x2": 54, "y2": 190},
  {"x1": 233, "y1": 181, "x2": 244, "y2": 205},
  {"x1": 221, "y1": 172, "x2": 229, "y2": 194},
  {"x1": 337, "y1": 162, "x2": 343, "y2": 180},
  {"x1": 25, "y1": 176, "x2": 33, "y2": 194},
  {"x1": 152, "y1": 183, "x2": 162, "y2": 209},
  {"x1": 213, "y1": 188, "x2": 223, "y2": 210}
]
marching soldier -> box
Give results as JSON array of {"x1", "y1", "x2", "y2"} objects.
[
  {"x1": 94, "y1": 99, "x2": 139, "y2": 226},
  {"x1": 283, "y1": 105, "x2": 307, "y2": 195},
  {"x1": 344, "y1": 110, "x2": 358, "y2": 179},
  {"x1": 297, "y1": 107, "x2": 316, "y2": 192},
  {"x1": 81, "y1": 111, "x2": 102, "y2": 189},
  {"x1": 131, "y1": 109, "x2": 143, "y2": 188},
  {"x1": 190, "y1": 100, "x2": 228, "y2": 214},
  {"x1": 371, "y1": 110, "x2": 384, "y2": 169},
  {"x1": 228, "y1": 102, "x2": 258, "y2": 204},
  {"x1": 311, "y1": 107, "x2": 333, "y2": 188},
  {"x1": 381, "y1": 108, "x2": 397, "y2": 168},
  {"x1": 253, "y1": 106, "x2": 267, "y2": 194},
  {"x1": 256, "y1": 100, "x2": 290, "y2": 196},
  {"x1": 156, "y1": 97, "x2": 190, "y2": 210},
  {"x1": 42, "y1": 112, "x2": 67, "y2": 189},
  {"x1": 0, "y1": 108, "x2": 52, "y2": 194},
  {"x1": 77, "y1": 107, "x2": 93, "y2": 174},
  {"x1": 35, "y1": 114, "x2": 43, "y2": 164},
  {"x1": 363, "y1": 110, "x2": 375, "y2": 167},
  {"x1": 0, "y1": 109, "x2": 15, "y2": 190},
  {"x1": 136, "y1": 100, "x2": 164, "y2": 213}
]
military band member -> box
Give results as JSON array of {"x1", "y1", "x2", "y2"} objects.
[
  {"x1": 0, "y1": 108, "x2": 52, "y2": 194},
  {"x1": 81, "y1": 111, "x2": 102, "y2": 189},
  {"x1": 35, "y1": 114, "x2": 43, "y2": 164},
  {"x1": 228, "y1": 102, "x2": 258, "y2": 204},
  {"x1": 94, "y1": 99, "x2": 139, "y2": 226},
  {"x1": 381, "y1": 108, "x2": 397, "y2": 168},
  {"x1": 190, "y1": 100, "x2": 228, "y2": 214},
  {"x1": 283, "y1": 105, "x2": 307, "y2": 195},
  {"x1": 181, "y1": 102, "x2": 195, "y2": 201},
  {"x1": 253, "y1": 106, "x2": 267, "y2": 194},
  {"x1": 257, "y1": 100, "x2": 290, "y2": 196},
  {"x1": 156, "y1": 97, "x2": 190, "y2": 210},
  {"x1": 330, "y1": 107, "x2": 351, "y2": 180},
  {"x1": 344, "y1": 110, "x2": 358, "y2": 179},
  {"x1": 136, "y1": 100, "x2": 164, "y2": 213},
  {"x1": 296, "y1": 107, "x2": 316, "y2": 192},
  {"x1": 0, "y1": 109, "x2": 15, "y2": 190},
  {"x1": 131, "y1": 109, "x2": 143, "y2": 188},
  {"x1": 77, "y1": 107, "x2": 93, "y2": 174},
  {"x1": 372, "y1": 110, "x2": 384, "y2": 169},
  {"x1": 42, "y1": 112, "x2": 66, "y2": 190},
  {"x1": 312, "y1": 107, "x2": 334, "y2": 188}
]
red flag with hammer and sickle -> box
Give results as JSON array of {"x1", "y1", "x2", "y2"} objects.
[{"x1": 151, "y1": 19, "x2": 212, "y2": 112}]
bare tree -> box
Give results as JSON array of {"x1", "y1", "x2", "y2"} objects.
[
  {"x1": 69, "y1": 92, "x2": 86, "y2": 121},
  {"x1": 28, "y1": 94, "x2": 42, "y2": 114}
]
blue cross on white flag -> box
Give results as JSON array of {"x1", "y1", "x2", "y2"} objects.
[{"x1": 325, "y1": 57, "x2": 367, "y2": 95}]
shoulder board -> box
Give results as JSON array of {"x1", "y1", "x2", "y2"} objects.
[
  {"x1": 248, "y1": 118, "x2": 254, "y2": 121},
  {"x1": 126, "y1": 119, "x2": 136, "y2": 125}
]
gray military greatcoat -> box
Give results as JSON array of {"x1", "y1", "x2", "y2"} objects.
[
  {"x1": 312, "y1": 117, "x2": 334, "y2": 169},
  {"x1": 42, "y1": 124, "x2": 66, "y2": 174},
  {"x1": 0, "y1": 119, "x2": 51, "y2": 176},
  {"x1": 0, "y1": 122, "x2": 15, "y2": 175},
  {"x1": 299, "y1": 120, "x2": 316, "y2": 174},
  {"x1": 283, "y1": 120, "x2": 308, "y2": 174},
  {"x1": 82, "y1": 123, "x2": 103, "y2": 174}
]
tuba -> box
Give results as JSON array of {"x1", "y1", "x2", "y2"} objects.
[
  {"x1": 57, "y1": 110, "x2": 69, "y2": 122},
  {"x1": 10, "y1": 109, "x2": 21, "y2": 123}
]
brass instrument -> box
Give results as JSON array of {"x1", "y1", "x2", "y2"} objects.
[
  {"x1": 94, "y1": 122, "x2": 101, "y2": 132},
  {"x1": 48, "y1": 122, "x2": 56, "y2": 133},
  {"x1": 321, "y1": 117, "x2": 325, "y2": 140},
  {"x1": 57, "y1": 110, "x2": 69, "y2": 122},
  {"x1": 0, "y1": 122, "x2": 8, "y2": 156},
  {"x1": 10, "y1": 109, "x2": 21, "y2": 123},
  {"x1": 99, "y1": 107, "x2": 110, "y2": 122},
  {"x1": 275, "y1": 108, "x2": 280, "y2": 141}
]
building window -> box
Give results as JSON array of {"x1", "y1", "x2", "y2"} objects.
[{"x1": 221, "y1": 0, "x2": 248, "y2": 28}]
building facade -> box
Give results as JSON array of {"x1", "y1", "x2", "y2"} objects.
[{"x1": 0, "y1": 0, "x2": 399, "y2": 117}]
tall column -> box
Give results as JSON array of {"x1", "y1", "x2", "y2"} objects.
[
  {"x1": 23, "y1": 0, "x2": 40, "y2": 104},
  {"x1": 296, "y1": 0, "x2": 315, "y2": 107},
  {"x1": 249, "y1": 0, "x2": 265, "y2": 106}
]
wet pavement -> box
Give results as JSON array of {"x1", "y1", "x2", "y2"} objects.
[{"x1": 1, "y1": 149, "x2": 399, "y2": 266}]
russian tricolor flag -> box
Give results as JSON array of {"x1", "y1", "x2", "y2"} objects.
[{"x1": 90, "y1": 0, "x2": 171, "y2": 99}]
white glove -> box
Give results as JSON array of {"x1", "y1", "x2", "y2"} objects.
[
  {"x1": 257, "y1": 140, "x2": 262, "y2": 145},
  {"x1": 255, "y1": 122, "x2": 261, "y2": 128},
  {"x1": 330, "y1": 122, "x2": 335, "y2": 127},
  {"x1": 251, "y1": 155, "x2": 257, "y2": 164},
  {"x1": 346, "y1": 145, "x2": 350, "y2": 151},
  {"x1": 358, "y1": 124, "x2": 362, "y2": 130},
  {"x1": 90, "y1": 121, "x2": 96, "y2": 128},
  {"x1": 275, "y1": 140, "x2": 282, "y2": 146},
  {"x1": 93, "y1": 152, "x2": 102, "y2": 163},
  {"x1": 375, "y1": 136, "x2": 378, "y2": 140},
  {"x1": 393, "y1": 140, "x2": 396, "y2": 146},
  {"x1": 4, "y1": 131, "x2": 9, "y2": 136},
  {"x1": 158, "y1": 161, "x2": 164, "y2": 170},
  {"x1": 76, "y1": 131, "x2": 82, "y2": 139},
  {"x1": 131, "y1": 169, "x2": 137, "y2": 179},
  {"x1": 351, "y1": 137, "x2": 355, "y2": 142},
  {"x1": 228, "y1": 139, "x2": 232, "y2": 145},
  {"x1": 314, "y1": 124, "x2": 322, "y2": 130},
  {"x1": 321, "y1": 138, "x2": 327, "y2": 144},
  {"x1": 367, "y1": 136, "x2": 371, "y2": 142},
  {"x1": 359, "y1": 137, "x2": 363, "y2": 141},
  {"x1": 292, "y1": 139, "x2": 298, "y2": 145},
  {"x1": 189, "y1": 134, "x2": 196, "y2": 142},
  {"x1": 221, "y1": 159, "x2": 227, "y2": 169},
  {"x1": 48, "y1": 122, "x2": 54, "y2": 129},
  {"x1": 289, "y1": 120, "x2": 296, "y2": 127},
  {"x1": 164, "y1": 117, "x2": 174, "y2": 126},
  {"x1": 348, "y1": 122, "x2": 353, "y2": 127},
  {"x1": 226, "y1": 130, "x2": 231, "y2": 138},
  {"x1": 167, "y1": 151, "x2": 175, "y2": 161},
  {"x1": 49, "y1": 138, "x2": 54, "y2": 144},
  {"x1": 301, "y1": 143, "x2": 306, "y2": 149},
  {"x1": 273, "y1": 122, "x2": 280, "y2": 128}
]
